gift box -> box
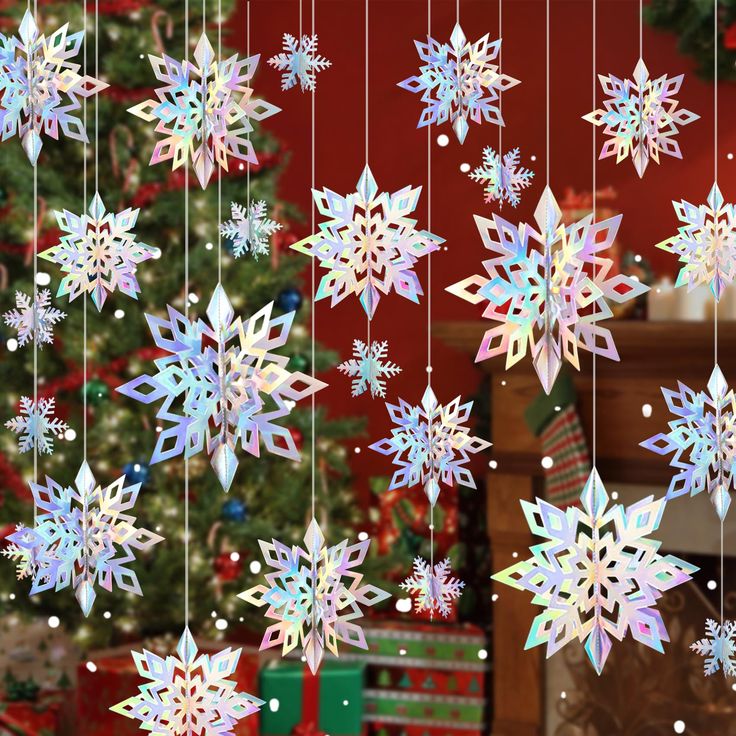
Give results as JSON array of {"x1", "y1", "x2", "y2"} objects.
[
  {"x1": 0, "y1": 696, "x2": 62, "y2": 736},
  {"x1": 259, "y1": 661, "x2": 364, "y2": 736}
]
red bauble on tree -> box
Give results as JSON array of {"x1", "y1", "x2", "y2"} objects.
[
  {"x1": 213, "y1": 553, "x2": 243, "y2": 582},
  {"x1": 289, "y1": 427, "x2": 304, "y2": 452}
]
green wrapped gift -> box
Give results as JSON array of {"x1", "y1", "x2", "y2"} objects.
[{"x1": 260, "y1": 661, "x2": 365, "y2": 736}]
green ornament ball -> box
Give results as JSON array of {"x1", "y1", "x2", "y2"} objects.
[
  {"x1": 82, "y1": 378, "x2": 110, "y2": 406},
  {"x1": 289, "y1": 353, "x2": 310, "y2": 373}
]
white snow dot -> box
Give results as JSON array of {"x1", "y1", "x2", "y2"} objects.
[
  {"x1": 114, "y1": 309, "x2": 125, "y2": 319},
  {"x1": 436, "y1": 134, "x2": 450, "y2": 147},
  {"x1": 561, "y1": 691, "x2": 567, "y2": 699},
  {"x1": 239, "y1": 163, "x2": 245, "y2": 170},
  {"x1": 634, "y1": 254, "x2": 642, "y2": 263},
  {"x1": 205, "y1": 242, "x2": 214, "y2": 250},
  {"x1": 707, "y1": 579, "x2": 717, "y2": 590},
  {"x1": 512, "y1": 551, "x2": 519, "y2": 558},
  {"x1": 399, "y1": 648, "x2": 407, "y2": 656},
  {"x1": 489, "y1": 460, "x2": 498, "y2": 469},
  {"x1": 86, "y1": 661, "x2": 97, "y2": 673},
  {"x1": 530, "y1": 155, "x2": 537, "y2": 162},
  {"x1": 554, "y1": 405, "x2": 561, "y2": 412},
  {"x1": 103, "y1": 611, "x2": 111, "y2": 620},
  {"x1": 477, "y1": 648, "x2": 488, "y2": 660},
  {"x1": 7, "y1": 339, "x2": 18, "y2": 352},
  {"x1": 354, "y1": 447, "x2": 361, "y2": 454},
  {"x1": 426, "y1": 365, "x2": 433, "y2": 373},
  {"x1": 611, "y1": 491, "x2": 619, "y2": 500},
  {"x1": 249, "y1": 560, "x2": 262, "y2": 575},
  {"x1": 342, "y1": 699, "x2": 349, "y2": 706},
  {"x1": 229, "y1": 552, "x2": 240, "y2": 562},
  {"x1": 139, "y1": 53, "x2": 144, "y2": 59},
  {"x1": 8, "y1": 593, "x2": 15, "y2": 600},
  {"x1": 541, "y1": 456, "x2": 554, "y2": 469},
  {"x1": 500, "y1": 379, "x2": 507, "y2": 386},
  {"x1": 358, "y1": 531, "x2": 369, "y2": 542},
  {"x1": 395, "y1": 598, "x2": 412, "y2": 613},
  {"x1": 729, "y1": 153, "x2": 734, "y2": 161},
  {"x1": 673, "y1": 722, "x2": 685, "y2": 734},
  {"x1": 460, "y1": 162, "x2": 470, "y2": 173},
  {"x1": 188, "y1": 292, "x2": 199, "y2": 304},
  {"x1": 64, "y1": 428, "x2": 76, "y2": 441},
  {"x1": 642, "y1": 403, "x2": 652, "y2": 418},
  {"x1": 491, "y1": 593, "x2": 499, "y2": 602},
  {"x1": 269, "y1": 698, "x2": 280, "y2": 712},
  {"x1": 35, "y1": 272, "x2": 51, "y2": 286},
  {"x1": 48, "y1": 616, "x2": 60, "y2": 629},
  {"x1": 215, "y1": 618, "x2": 228, "y2": 631},
  {"x1": 210, "y1": 610, "x2": 217, "y2": 618}
]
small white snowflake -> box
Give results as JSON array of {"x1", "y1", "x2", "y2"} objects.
[
  {"x1": 219, "y1": 201, "x2": 282, "y2": 260},
  {"x1": 469, "y1": 146, "x2": 534, "y2": 207},
  {"x1": 1, "y1": 524, "x2": 40, "y2": 580},
  {"x1": 691, "y1": 619, "x2": 736, "y2": 677},
  {"x1": 337, "y1": 339, "x2": 401, "y2": 398},
  {"x1": 3, "y1": 290, "x2": 66, "y2": 348},
  {"x1": 6, "y1": 397, "x2": 69, "y2": 454},
  {"x1": 268, "y1": 33, "x2": 331, "y2": 92},
  {"x1": 401, "y1": 557, "x2": 465, "y2": 618}
]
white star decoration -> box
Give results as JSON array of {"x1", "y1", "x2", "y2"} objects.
[
  {"x1": 5, "y1": 397, "x2": 68, "y2": 454},
  {"x1": 268, "y1": 33, "x2": 331, "y2": 92},
  {"x1": 219, "y1": 200, "x2": 282, "y2": 260},
  {"x1": 691, "y1": 619, "x2": 736, "y2": 677},
  {"x1": 401, "y1": 556, "x2": 464, "y2": 618},
  {"x1": 337, "y1": 339, "x2": 401, "y2": 398},
  {"x1": 3, "y1": 290, "x2": 66, "y2": 348}
]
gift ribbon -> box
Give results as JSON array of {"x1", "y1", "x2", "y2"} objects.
[{"x1": 291, "y1": 667, "x2": 325, "y2": 736}]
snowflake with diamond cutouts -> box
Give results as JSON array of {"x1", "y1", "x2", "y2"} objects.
[
  {"x1": 691, "y1": 619, "x2": 736, "y2": 677},
  {"x1": 583, "y1": 58, "x2": 699, "y2": 178},
  {"x1": 0, "y1": 10, "x2": 108, "y2": 164},
  {"x1": 447, "y1": 186, "x2": 648, "y2": 394},
  {"x1": 129, "y1": 33, "x2": 280, "y2": 189},
  {"x1": 2, "y1": 525, "x2": 42, "y2": 581},
  {"x1": 370, "y1": 385, "x2": 491, "y2": 506},
  {"x1": 111, "y1": 627, "x2": 263, "y2": 733},
  {"x1": 239, "y1": 518, "x2": 390, "y2": 674},
  {"x1": 469, "y1": 146, "x2": 534, "y2": 207},
  {"x1": 117, "y1": 285, "x2": 326, "y2": 492},
  {"x1": 219, "y1": 200, "x2": 282, "y2": 260},
  {"x1": 3, "y1": 289, "x2": 66, "y2": 348},
  {"x1": 268, "y1": 33, "x2": 331, "y2": 92},
  {"x1": 5, "y1": 397, "x2": 68, "y2": 454},
  {"x1": 40, "y1": 192, "x2": 160, "y2": 311},
  {"x1": 398, "y1": 23, "x2": 519, "y2": 144},
  {"x1": 2, "y1": 462, "x2": 163, "y2": 616},
  {"x1": 492, "y1": 468, "x2": 697, "y2": 674},
  {"x1": 292, "y1": 165, "x2": 443, "y2": 319},
  {"x1": 401, "y1": 557, "x2": 465, "y2": 618},
  {"x1": 656, "y1": 183, "x2": 736, "y2": 301},
  {"x1": 641, "y1": 365, "x2": 736, "y2": 520},
  {"x1": 337, "y1": 339, "x2": 401, "y2": 399}
]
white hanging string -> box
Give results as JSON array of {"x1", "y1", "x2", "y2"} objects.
[
  {"x1": 184, "y1": 0, "x2": 191, "y2": 630},
  {"x1": 31, "y1": 0, "x2": 38, "y2": 510},
  {"x1": 365, "y1": 0, "x2": 371, "y2": 365},
  {"x1": 456, "y1": 0, "x2": 460, "y2": 25},
  {"x1": 246, "y1": 1, "x2": 251, "y2": 254},
  {"x1": 426, "y1": 0, "x2": 434, "y2": 616},
  {"x1": 498, "y1": 0, "x2": 502, "y2": 157},
  {"x1": 592, "y1": 0, "x2": 597, "y2": 468},
  {"x1": 311, "y1": 0, "x2": 316, "y2": 521},
  {"x1": 82, "y1": 0, "x2": 88, "y2": 465},
  {"x1": 639, "y1": 0, "x2": 643, "y2": 60},
  {"x1": 217, "y1": 0, "x2": 222, "y2": 285},
  {"x1": 546, "y1": 0, "x2": 550, "y2": 186}
]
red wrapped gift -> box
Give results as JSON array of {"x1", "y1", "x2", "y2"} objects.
[{"x1": 0, "y1": 697, "x2": 62, "y2": 736}]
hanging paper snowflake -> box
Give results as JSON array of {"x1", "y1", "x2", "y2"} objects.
[
  {"x1": 3, "y1": 289, "x2": 66, "y2": 348},
  {"x1": 656, "y1": 183, "x2": 736, "y2": 301},
  {"x1": 641, "y1": 365, "x2": 736, "y2": 520},
  {"x1": 492, "y1": 468, "x2": 697, "y2": 674},
  {"x1": 337, "y1": 339, "x2": 401, "y2": 398},
  {"x1": 5, "y1": 397, "x2": 68, "y2": 454},
  {"x1": 129, "y1": 33, "x2": 281, "y2": 189},
  {"x1": 219, "y1": 200, "x2": 282, "y2": 260},
  {"x1": 111, "y1": 627, "x2": 263, "y2": 733},
  {"x1": 469, "y1": 146, "x2": 534, "y2": 207},
  {"x1": 691, "y1": 619, "x2": 736, "y2": 677},
  {"x1": 239, "y1": 518, "x2": 390, "y2": 674},
  {"x1": 401, "y1": 557, "x2": 465, "y2": 618},
  {"x1": 446, "y1": 186, "x2": 648, "y2": 394},
  {"x1": 40, "y1": 193, "x2": 160, "y2": 311},
  {"x1": 583, "y1": 58, "x2": 699, "y2": 178},
  {"x1": 398, "y1": 23, "x2": 519, "y2": 144},
  {"x1": 292, "y1": 165, "x2": 443, "y2": 319},
  {"x1": 268, "y1": 33, "x2": 331, "y2": 92},
  {"x1": 369, "y1": 385, "x2": 491, "y2": 506},
  {"x1": 117, "y1": 285, "x2": 326, "y2": 492},
  {"x1": 0, "y1": 10, "x2": 108, "y2": 164},
  {"x1": 2, "y1": 462, "x2": 163, "y2": 616}
]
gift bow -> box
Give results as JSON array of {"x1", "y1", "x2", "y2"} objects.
[{"x1": 292, "y1": 722, "x2": 327, "y2": 736}]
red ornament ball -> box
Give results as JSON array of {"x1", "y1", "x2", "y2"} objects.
[
  {"x1": 289, "y1": 427, "x2": 303, "y2": 451},
  {"x1": 213, "y1": 552, "x2": 243, "y2": 581}
]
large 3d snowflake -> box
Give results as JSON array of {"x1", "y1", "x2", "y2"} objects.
[
  {"x1": 398, "y1": 23, "x2": 519, "y2": 144},
  {"x1": 337, "y1": 339, "x2": 401, "y2": 398},
  {"x1": 117, "y1": 285, "x2": 326, "y2": 492},
  {"x1": 583, "y1": 58, "x2": 699, "y2": 178},
  {"x1": 641, "y1": 365, "x2": 736, "y2": 520},
  {"x1": 2, "y1": 462, "x2": 163, "y2": 616},
  {"x1": 469, "y1": 146, "x2": 534, "y2": 207},
  {"x1": 691, "y1": 619, "x2": 736, "y2": 677},
  {"x1": 239, "y1": 518, "x2": 390, "y2": 674},
  {"x1": 268, "y1": 33, "x2": 331, "y2": 92},
  {"x1": 111, "y1": 627, "x2": 263, "y2": 734},
  {"x1": 446, "y1": 186, "x2": 648, "y2": 394},
  {"x1": 40, "y1": 193, "x2": 160, "y2": 311},
  {"x1": 0, "y1": 10, "x2": 108, "y2": 164},
  {"x1": 5, "y1": 397, "x2": 68, "y2": 454},
  {"x1": 492, "y1": 468, "x2": 697, "y2": 674},
  {"x1": 129, "y1": 33, "x2": 280, "y2": 189},
  {"x1": 291, "y1": 165, "x2": 443, "y2": 319},
  {"x1": 3, "y1": 289, "x2": 66, "y2": 348},
  {"x1": 657, "y1": 183, "x2": 736, "y2": 301},
  {"x1": 401, "y1": 557, "x2": 465, "y2": 618},
  {"x1": 370, "y1": 385, "x2": 491, "y2": 506},
  {"x1": 219, "y1": 200, "x2": 282, "y2": 260}
]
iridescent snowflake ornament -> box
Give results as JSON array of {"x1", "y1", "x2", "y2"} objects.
[
  {"x1": 117, "y1": 285, "x2": 326, "y2": 492},
  {"x1": 3, "y1": 462, "x2": 163, "y2": 616},
  {"x1": 3, "y1": 289, "x2": 66, "y2": 348},
  {"x1": 641, "y1": 365, "x2": 736, "y2": 520},
  {"x1": 292, "y1": 165, "x2": 443, "y2": 319},
  {"x1": 111, "y1": 627, "x2": 263, "y2": 733},
  {"x1": 370, "y1": 385, "x2": 491, "y2": 506},
  {"x1": 401, "y1": 557, "x2": 464, "y2": 618},
  {"x1": 41, "y1": 193, "x2": 160, "y2": 311},
  {"x1": 492, "y1": 468, "x2": 697, "y2": 674},
  {"x1": 691, "y1": 619, "x2": 736, "y2": 677},
  {"x1": 447, "y1": 187, "x2": 648, "y2": 394},
  {"x1": 129, "y1": 33, "x2": 280, "y2": 189},
  {"x1": 657, "y1": 184, "x2": 736, "y2": 301},
  {"x1": 268, "y1": 33, "x2": 331, "y2": 92},
  {"x1": 398, "y1": 23, "x2": 519, "y2": 143},
  {"x1": 6, "y1": 397, "x2": 68, "y2": 454},
  {"x1": 219, "y1": 200, "x2": 282, "y2": 260},
  {"x1": 583, "y1": 58, "x2": 699, "y2": 178},
  {"x1": 239, "y1": 518, "x2": 391, "y2": 674},
  {"x1": 0, "y1": 10, "x2": 108, "y2": 164},
  {"x1": 337, "y1": 339, "x2": 401, "y2": 398},
  {"x1": 469, "y1": 146, "x2": 534, "y2": 207}
]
